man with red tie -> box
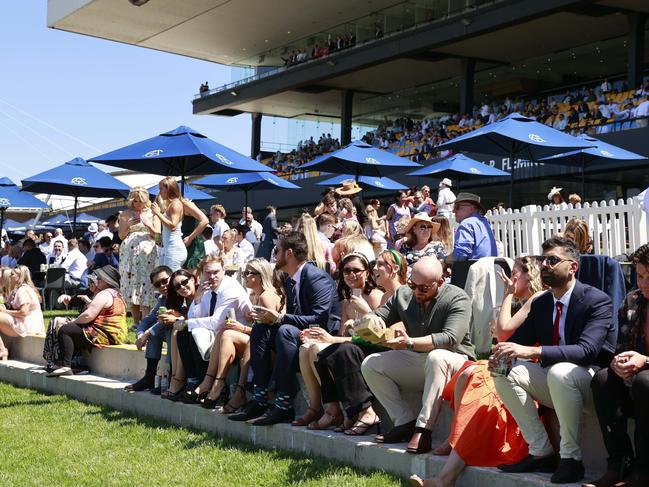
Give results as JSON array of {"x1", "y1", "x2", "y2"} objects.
[{"x1": 491, "y1": 236, "x2": 616, "y2": 484}]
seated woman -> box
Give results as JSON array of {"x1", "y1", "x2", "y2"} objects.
[
  {"x1": 200, "y1": 258, "x2": 283, "y2": 413},
  {"x1": 157, "y1": 269, "x2": 199, "y2": 400},
  {"x1": 410, "y1": 256, "x2": 544, "y2": 487},
  {"x1": 218, "y1": 229, "x2": 246, "y2": 269},
  {"x1": 563, "y1": 218, "x2": 593, "y2": 254},
  {"x1": 585, "y1": 243, "x2": 649, "y2": 487},
  {"x1": 0, "y1": 265, "x2": 45, "y2": 360},
  {"x1": 396, "y1": 213, "x2": 445, "y2": 267},
  {"x1": 45, "y1": 266, "x2": 127, "y2": 377}
]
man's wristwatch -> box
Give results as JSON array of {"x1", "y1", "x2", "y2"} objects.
[{"x1": 406, "y1": 339, "x2": 415, "y2": 351}]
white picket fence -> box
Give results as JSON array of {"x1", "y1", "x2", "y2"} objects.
[{"x1": 476, "y1": 198, "x2": 648, "y2": 258}]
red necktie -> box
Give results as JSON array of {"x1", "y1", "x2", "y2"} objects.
[{"x1": 552, "y1": 301, "x2": 563, "y2": 346}]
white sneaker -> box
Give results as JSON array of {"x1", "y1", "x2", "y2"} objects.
[{"x1": 46, "y1": 366, "x2": 73, "y2": 377}]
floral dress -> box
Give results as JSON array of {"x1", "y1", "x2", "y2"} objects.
[
  {"x1": 83, "y1": 288, "x2": 127, "y2": 347},
  {"x1": 400, "y1": 241, "x2": 447, "y2": 267},
  {"x1": 119, "y1": 210, "x2": 159, "y2": 308}
]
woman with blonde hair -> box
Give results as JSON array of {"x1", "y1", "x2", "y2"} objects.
[
  {"x1": 0, "y1": 265, "x2": 44, "y2": 360},
  {"x1": 219, "y1": 228, "x2": 246, "y2": 269},
  {"x1": 333, "y1": 220, "x2": 374, "y2": 266},
  {"x1": 201, "y1": 258, "x2": 283, "y2": 413},
  {"x1": 118, "y1": 186, "x2": 160, "y2": 324},
  {"x1": 296, "y1": 214, "x2": 332, "y2": 272},
  {"x1": 431, "y1": 215, "x2": 452, "y2": 252},
  {"x1": 151, "y1": 176, "x2": 186, "y2": 271},
  {"x1": 563, "y1": 218, "x2": 592, "y2": 254}
]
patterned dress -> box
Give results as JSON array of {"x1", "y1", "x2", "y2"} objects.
[
  {"x1": 119, "y1": 210, "x2": 159, "y2": 308},
  {"x1": 83, "y1": 288, "x2": 127, "y2": 347}
]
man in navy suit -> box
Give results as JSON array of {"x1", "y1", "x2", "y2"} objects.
[
  {"x1": 492, "y1": 236, "x2": 616, "y2": 484},
  {"x1": 229, "y1": 230, "x2": 340, "y2": 425}
]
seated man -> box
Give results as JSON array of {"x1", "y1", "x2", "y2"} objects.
[
  {"x1": 60, "y1": 238, "x2": 88, "y2": 287},
  {"x1": 90, "y1": 236, "x2": 117, "y2": 269},
  {"x1": 125, "y1": 265, "x2": 173, "y2": 392},
  {"x1": 492, "y1": 236, "x2": 616, "y2": 484},
  {"x1": 361, "y1": 256, "x2": 475, "y2": 454},
  {"x1": 449, "y1": 192, "x2": 497, "y2": 262},
  {"x1": 231, "y1": 230, "x2": 340, "y2": 425},
  {"x1": 17, "y1": 238, "x2": 46, "y2": 279},
  {"x1": 48, "y1": 240, "x2": 65, "y2": 266}
]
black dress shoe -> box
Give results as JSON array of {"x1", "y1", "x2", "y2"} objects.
[
  {"x1": 150, "y1": 386, "x2": 161, "y2": 395},
  {"x1": 125, "y1": 375, "x2": 154, "y2": 392},
  {"x1": 498, "y1": 453, "x2": 558, "y2": 473},
  {"x1": 551, "y1": 458, "x2": 584, "y2": 484},
  {"x1": 228, "y1": 401, "x2": 268, "y2": 422},
  {"x1": 251, "y1": 406, "x2": 295, "y2": 426},
  {"x1": 375, "y1": 420, "x2": 416, "y2": 444},
  {"x1": 407, "y1": 427, "x2": 432, "y2": 454}
]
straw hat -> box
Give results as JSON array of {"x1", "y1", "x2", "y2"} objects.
[
  {"x1": 335, "y1": 180, "x2": 362, "y2": 196},
  {"x1": 404, "y1": 212, "x2": 441, "y2": 235},
  {"x1": 455, "y1": 192, "x2": 486, "y2": 213},
  {"x1": 93, "y1": 265, "x2": 120, "y2": 289},
  {"x1": 547, "y1": 187, "x2": 563, "y2": 200},
  {"x1": 439, "y1": 178, "x2": 452, "y2": 188}
]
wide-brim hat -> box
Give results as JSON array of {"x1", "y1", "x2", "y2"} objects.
[
  {"x1": 335, "y1": 180, "x2": 362, "y2": 196},
  {"x1": 93, "y1": 265, "x2": 120, "y2": 289},
  {"x1": 455, "y1": 192, "x2": 486, "y2": 213},
  {"x1": 439, "y1": 177, "x2": 452, "y2": 187},
  {"x1": 87, "y1": 223, "x2": 98, "y2": 233},
  {"x1": 404, "y1": 212, "x2": 441, "y2": 235},
  {"x1": 547, "y1": 186, "x2": 563, "y2": 200}
]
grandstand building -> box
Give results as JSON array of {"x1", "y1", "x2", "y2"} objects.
[{"x1": 48, "y1": 0, "x2": 649, "y2": 209}]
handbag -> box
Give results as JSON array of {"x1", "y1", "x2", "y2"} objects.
[{"x1": 191, "y1": 327, "x2": 215, "y2": 361}]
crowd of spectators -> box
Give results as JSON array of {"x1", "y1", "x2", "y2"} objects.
[
  {"x1": 265, "y1": 133, "x2": 341, "y2": 175},
  {"x1": 282, "y1": 32, "x2": 356, "y2": 67}
]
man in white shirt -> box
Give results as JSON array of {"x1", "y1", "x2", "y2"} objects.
[
  {"x1": 202, "y1": 226, "x2": 219, "y2": 256},
  {"x1": 239, "y1": 209, "x2": 263, "y2": 245},
  {"x1": 60, "y1": 238, "x2": 88, "y2": 287},
  {"x1": 210, "y1": 204, "x2": 230, "y2": 245},
  {"x1": 39, "y1": 232, "x2": 52, "y2": 255},
  {"x1": 436, "y1": 178, "x2": 456, "y2": 218},
  {"x1": 634, "y1": 97, "x2": 649, "y2": 128},
  {"x1": 49, "y1": 228, "x2": 68, "y2": 256},
  {"x1": 234, "y1": 225, "x2": 255, "y2": 263},
  {"x1": 95, "y1": 220, "x2": 113, "y2": 241}
]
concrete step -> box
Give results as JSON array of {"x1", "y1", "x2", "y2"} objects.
[{"x1": 0, "y1": 359, "x2": 590, "y2": 487}]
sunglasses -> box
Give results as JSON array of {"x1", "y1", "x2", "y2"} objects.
[
  {"x1": 536, "y1": 255, "x2": 574, "y2": 267},
  {"x1": 243, "y1": 270, "x2": 260, "y2": 277},
  {"x1": 453, "y1": 203, "x2": 474, "y2": 211},
  {"x1": 407, "y1": 279, "x2": 436, "y2": 292},
  {"x1": 173, "y1": 277, "x2": 191, "y2": 290},
  {"x1": 416, "y1": 224, "x2": 432, "y2": 230},
  {"x1": 153, "y1": 277, "x2": 169, "y2": 289},
  {"x1": 343, "y1": 267, "x2": 365, "y2": 276}
]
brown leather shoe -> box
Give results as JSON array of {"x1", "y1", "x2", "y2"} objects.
[
  {"x1": 291, "y1": 406, "x2": 323, "y2": 427},
  {"x1": 375, "y1": 420, "x2": 416, "y2": 444},
  {"x1": 582, "y1": 470, "x2": 624, "y2": 487},
  {"x1": 407, "y1": 427, "x2": 432, "y2": 454}
]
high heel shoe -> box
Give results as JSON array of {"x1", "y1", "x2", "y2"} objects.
[
  {"x1": 201, "y1": 377, "x2": 228, "y2": 409},
  {"x1": 0, "y1": 349, "x2": 8, "y2": 361},
  {"x1": 221, "y1": 384, "x2": 247, "y2": 414}
]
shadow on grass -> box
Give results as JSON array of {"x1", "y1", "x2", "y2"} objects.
[
  {"x1": 0, "y1": 395, "x2": 68, "y2": 409},
  {"x1": 84, "y1": 405, "x2": 407, "y2": 485}
]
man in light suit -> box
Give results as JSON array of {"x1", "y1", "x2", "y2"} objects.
[
  {"x1": 257, "y1": 205, "x2": 278, "y2": 260},
  {"x1": 230, "y1": 230, "x2": 341, "y2": 425},
  {"x1": 492, "y1": 236, "x2": 616, "y2": 484}
]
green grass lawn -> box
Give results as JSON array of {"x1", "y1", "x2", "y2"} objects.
[{"x1": 0, "y1": 383, "x2": 405, "y2": 486}]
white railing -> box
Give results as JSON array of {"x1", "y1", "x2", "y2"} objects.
[{"x1": 480, "y1": 199, "x2": 648, "y2": 258}]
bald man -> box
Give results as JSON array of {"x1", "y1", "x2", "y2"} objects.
[{"x1": 361, "y1": 256, "x2": 475, "y2": 454}]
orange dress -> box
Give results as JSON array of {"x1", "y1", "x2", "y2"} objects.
[{"x1": 441, "y1": 360, "x2": 528, "y2": 467}]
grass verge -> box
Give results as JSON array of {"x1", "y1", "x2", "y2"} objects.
[{"x1": 0, "y1": 382, "x2": 405, "y2": 486}]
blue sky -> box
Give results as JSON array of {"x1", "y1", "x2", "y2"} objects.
[{"x1": 0, "y1": 2, "x2": 251, "y2": 182}]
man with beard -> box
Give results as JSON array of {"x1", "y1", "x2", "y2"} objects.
[
  {"x1": 230, "y1": 230, "x2": 340, "y2": 425},
  {"x1": 361, "y1": 256, "x2": 475, "y2": 454},
  {"x1": 492, "y1": 236, "x2": 616, "y2": 484}
]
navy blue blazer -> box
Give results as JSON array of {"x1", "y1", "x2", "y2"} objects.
[
  {"x1": 284, "y1": 262, "x2": 341, "y2": 333},
  {"x1": 510, "y1": 280, "x2": 616, "y2": 368}
]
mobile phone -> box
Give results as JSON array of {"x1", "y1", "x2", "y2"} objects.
[
  {"x1": 352, "y1": 288, "x2": 362, "y2": 298},
  {"x1": 252, "y1": 305, "x2": 266, "y2": 312}
]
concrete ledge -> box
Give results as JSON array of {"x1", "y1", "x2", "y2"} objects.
[{"x1": 1, "y1": 359, "x2": 590, "y2": 487}]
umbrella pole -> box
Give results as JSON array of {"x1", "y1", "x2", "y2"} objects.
[
  {"x1": 581, "y1": 156, "x2": 586, "y2": 200},
  {"x1": 0, "y1": 208, "x2": 5, "y2": 243},
  {"x1": 73, "y1": 196, "x2": 78, "y2": 238},
  {"x1": 509, "y1": 151, "x2": 514, "y2": 209},
  {"x1": 244, "y1": 189, "x2": 249, "y2": 219},
  {"x1": 181, "y1": 174, "x2": 186, "y2": 198}
]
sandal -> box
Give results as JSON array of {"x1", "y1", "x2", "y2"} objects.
[
  {"x1": 333, "y1": 418, "x2": 354, "y2": 433},
  {"x1": 307, "y1": 411, "x2": 343, "y2": 430},
  {"x1": 292, "y1": 406, "x2": 324, "y2": 427},
  {"x1": 184, "y1": 374, "x2": 215, "y2": 404},
  {"x1": 344, "y1": 414, "x2": 381, "y2": 436},
  {"x1": 221, "y1": 385, "x2": 247, "y2": 414},
  {"x1": 162, "y1": 377, "x2": 186, "y2": 401},
  {"x1": 201, "y1": 377, "x2": 227, "y2": 409}
]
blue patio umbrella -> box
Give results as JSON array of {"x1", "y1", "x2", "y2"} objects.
[
  {"x1": 437, "y1": 113, "x2": 595, "y2": 205},
  {"x1": 408, "y1": 153, "x2": 510, "y2": 190},
  {"x1": 316, "y1": 174, "x2": 408, "y2": 191},
  {"x1": 89, "y1": 126, "x2": 272, "y2": 194},
  {"x1": 0, "y1": 177, "x2": 49, "y2": 234},
  {"x1": 148, "y1": 182, "x2": 216, "y2": 201},
  {"x1": 193, "y1": 172, "x2": 300, "y2": 211},
  {"x1": 300, "y1": 140, "x2": 422, "y2": 178},
  {"x1": 42, "y1": 214, "x2": 69, "y2": 227},
  {"x1": 64, "y1": 212, "x2": 100, "y2": 225},
  {"x1": 21, "y1": 157, "x2": 131, "y2": 231},
  {"x1": 6, "y1": 218, "x2": 53, "y2": 234},
  {"x1": 539, "y1": 134, "x2": 647, "y2": 197}
]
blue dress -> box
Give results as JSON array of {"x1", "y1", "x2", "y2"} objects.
[{"x1": 161, "y1": 224, "x2": 187, "y2": 272}]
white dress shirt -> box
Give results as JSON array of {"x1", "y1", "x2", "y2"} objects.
[
  {"x1": 211, "y1": 220, "x2": 230, "y2": 240},
  {"x1": 437, "y1": 187, "x2": 456, "y2": 214},
  {"x1": 237, "y1": 238, "x2": 255, "y2": 262},
  {"x1": 186, "y1": 275, "x2": 252, "y2": 332},
  {"x1": 49, "y1": 235, "x2": 68, "y2": 256},
  {"x1": 552, "y1": 280, "x2": 576, "y2": 346},
  {"x1": 290, "y1": 262, "x2": 307, "y2": 300},
  {"x1": 96, "y1": 229, "x2": 113, "y2": 241},
  {"x1": 61, "y1": 248, "x2": 88, "y2": 280}
]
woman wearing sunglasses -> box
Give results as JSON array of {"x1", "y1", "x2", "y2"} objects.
[
  {"x1": 157, "y1": 269, "x2": 198, "y2": 399},
  {"x1": 295, "y1": 252, "x2": 384, "y2": 434},
  {"x1": 396, "y1": 213, "x2": 446, "y2": 268},
  {"x1": 200, "y1": 258, "x2": 282, "y2": 413}
]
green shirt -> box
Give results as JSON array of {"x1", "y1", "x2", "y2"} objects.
[{"x1": 371, "y1": 283, "x2": 476, "y2": 360}]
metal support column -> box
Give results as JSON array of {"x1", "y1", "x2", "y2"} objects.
[
  {"x1": 250, "y1": 112, "x2": 262, "y2": 159},
  {"x1": 628, "y1": 14, "x2": 646, "y2": 90},
  {"x1": 459, "y1": 58, "x2": 476, "y2": 115},
  {"x1": 341, "y1": 90, "x2": 354, "y2": 146}
]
